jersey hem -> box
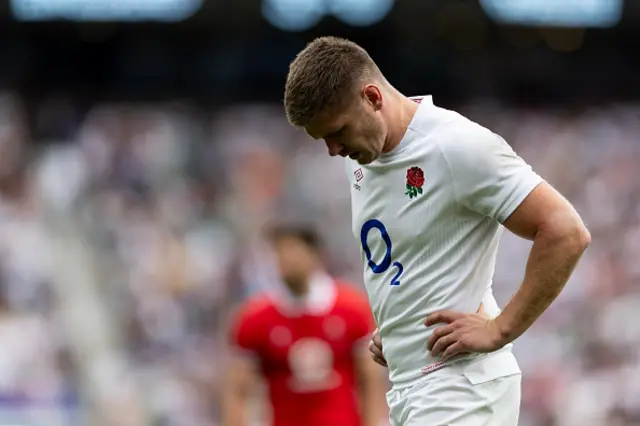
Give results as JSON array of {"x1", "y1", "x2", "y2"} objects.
[
  {"x1": 389, "y1": 353, "x2": 481, "y2": 390},
  {"x1": 389, "y1": 346, "x2": 518, "y2": 391}
]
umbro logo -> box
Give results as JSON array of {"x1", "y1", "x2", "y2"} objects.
[{"x1": 354, "y1": 168, "x2": 363, "y2": 191}]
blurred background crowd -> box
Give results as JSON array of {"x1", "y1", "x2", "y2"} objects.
[{"x1": 0, "y1": 0, "x2": 639, "y2": 425}]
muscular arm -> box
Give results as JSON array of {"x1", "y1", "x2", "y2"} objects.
[
  {"x1": 496, "y1": 181, "x2": 591, "y2": 342},
  {"x1": 221, "y1": 354, "x2": 258, "y2": 426},
  {"x1": 355, "y1": 345, "x2": 388, "y2": 426},
  {"x1": 427, "y1": 127, "x2": 590, "y2": 359}
]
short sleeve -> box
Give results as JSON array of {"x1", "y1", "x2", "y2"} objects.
[
  {"x1": 228, "y1": 305, "x2": 261, "y2": 358},
  {"x1": 438, "y1": 123, "x2": 544, "y2": 223}
]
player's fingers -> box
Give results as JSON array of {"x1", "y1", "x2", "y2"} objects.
[
  {"x1": 372, "y1": 354, "x2": 387, "y2": 367},
  {"x1": 369, "y1": 339, "x2": 384, "y2": 359},
  {"x1": 372, "y1": 331, "x2": 383, "y2": 349},
  {"x1": 427, "y1": 324, "x2": 456, "y2": 351},
  {"x1": 430, "y1": 332, "x2": 458, "y2": 357},
  {"x1": 425, "y1": 310, "x2": 465, "y2": 326},
  {"x1": 369, "y1": 345, "x2": 384, "y2": 360},
  {"x1": 441, "y1": 341, "x2": 467, "y2": 362}
]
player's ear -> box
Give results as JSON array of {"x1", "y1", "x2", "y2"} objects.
[{"x1": 362, "y1": 85, "x2": 382, "y2": 111}]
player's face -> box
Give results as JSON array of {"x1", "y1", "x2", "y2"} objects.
[
  {"x1": 272, "y1": 236, "x2": 319, "y2": 294},
  {"x1": 305, "y1": 88, "x2": 386, "y2": 165}
]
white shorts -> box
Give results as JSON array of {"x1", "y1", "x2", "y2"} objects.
[{"x1": 386, "y1": 350, "x2": 522, "y2": 426}]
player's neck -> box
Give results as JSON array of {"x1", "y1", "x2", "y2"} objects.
[
  {"x1": 284, "y1": 279, "x2": 310, "y2": 298},
  {"x1": 382, "y1": 94, "x2": 419, "y2": 154}
]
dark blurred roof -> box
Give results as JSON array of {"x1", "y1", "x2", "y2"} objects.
[{"x1": 0, "y1": 0, "x2": 638, "y2": 105}]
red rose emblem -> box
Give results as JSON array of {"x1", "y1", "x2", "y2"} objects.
[
  {"x1": 406, "y1": 167, "x2": 425, "y2": 189},
  {"x1": 405, "y1": 167, "x2": 425, "y2": 199}
]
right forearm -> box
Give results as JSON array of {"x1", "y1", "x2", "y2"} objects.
[{"x1": 222, "y1": 355, "x2": 256, "y2": 426}]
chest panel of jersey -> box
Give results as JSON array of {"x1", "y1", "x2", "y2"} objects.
[
  {"x1": 352, "y1": 153, "x2": 457, "y2": 251},
  {"x1": 349, "y1": 142, "x2": 480, "y2": 323},
  {"x1": 256, "y1": 306, "x2": 358, "y2": 394}
]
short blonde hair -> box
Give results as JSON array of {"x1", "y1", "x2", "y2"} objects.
[{"x1": 284, "y1": 36, "x2": 380, "y2": 126}]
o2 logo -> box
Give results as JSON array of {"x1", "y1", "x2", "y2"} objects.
[{"x1": 360, "y1": 219, "x2": 404, "y2": 286}]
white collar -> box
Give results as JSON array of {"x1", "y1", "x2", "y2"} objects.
[
  {"x1": 271, "y1": 272, "x2": 337, "y2": 317},
  {"x1": 410, "y1": 95, "x2": 433, "y2": 105}
]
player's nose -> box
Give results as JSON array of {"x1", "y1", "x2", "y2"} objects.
[{"x1": 325, "y1": 140, "x2": 344, "y2": 157}]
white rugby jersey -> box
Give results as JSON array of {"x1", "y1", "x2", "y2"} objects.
[{"x1": 346, "y1": 96, "x2": 544, "y2": 389}]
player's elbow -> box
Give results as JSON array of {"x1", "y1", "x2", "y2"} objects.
[
  {"x1": 574, "y1": 222, "x2": 591, "y2": 252},
  {"x1": 564, "y1": 210, "x2": 590, "y2": 253},
  {"x1": 543, "y1": 208, "x2": 591, "y2": 254}
]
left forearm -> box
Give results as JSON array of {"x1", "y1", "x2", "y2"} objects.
[
  {"x1": 496, "y1": 223, "x2": 590, "y2": 343},
  {"x1": 356, "y1": 354, "x2": 387, "y2": 426}
]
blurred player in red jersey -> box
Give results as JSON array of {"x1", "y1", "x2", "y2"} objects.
[{"x1": 222, "y1": 225, "x2": 387, "y2": 426}]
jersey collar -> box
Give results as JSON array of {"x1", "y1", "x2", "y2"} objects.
[{"x1": 271, "y1": 272, "x2": 337, "y2": 317}]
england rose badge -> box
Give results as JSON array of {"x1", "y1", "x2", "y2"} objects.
[{"x1": 405, "y1": 166, "x2": 424, "y2": 199}]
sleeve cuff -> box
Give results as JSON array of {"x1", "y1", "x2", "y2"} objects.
[{"x1": 496, "y1": 175, "x2": 544, "y2": 223}]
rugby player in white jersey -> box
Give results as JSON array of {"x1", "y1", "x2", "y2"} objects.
[{"x1": 283, "y1": 36, "x2": 590, "y2": 426}]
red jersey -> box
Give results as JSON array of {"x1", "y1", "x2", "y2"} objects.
[{"x1": 229, "y1": 275, "x2": 375, "y2": 426}]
